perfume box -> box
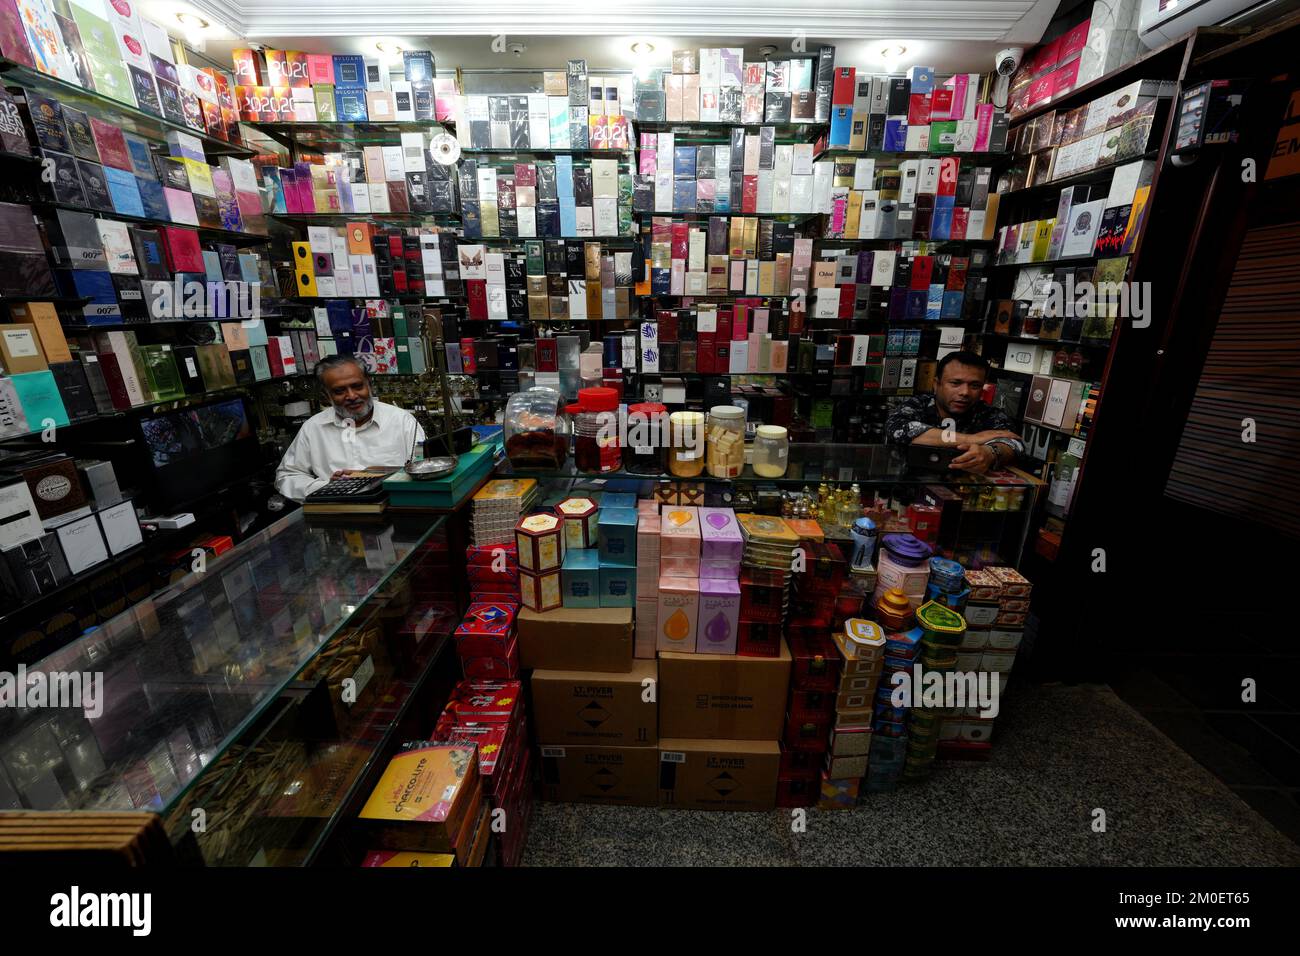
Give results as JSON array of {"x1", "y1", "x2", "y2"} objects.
[
  {"x1": 657, "y1": 574, "x2": 700, "y2": 654},
  {"x1": 598, "y1": 565, "x2": 635, "y2": 608},
  {"x1": 697, "y1": 506, "x2": 743, "y2": 576},
  {"x1": 659, "y1": 505, "x2": 701, "y2": 558},
  {"x1": 696, "y1": 577, "x2": 740, "y2": 654},
  {"x1": 597, "y1": 508, "x2": 638, "y2": 568},
  {"x1": 561, "y1": 548, "x2": 600, "y2": 608}
]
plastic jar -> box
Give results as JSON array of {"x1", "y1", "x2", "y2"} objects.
[
  {"x1": 752, "y1": 425, "x2": 789, "y2": 478},
  {"x1": 625, "y1": 402, "x2": 668, "y2": 475},
  {"x1": 706, "y1": 405, "x2": 746, "y2": 478},
  {"x1": 668, "y1": 411, "x2": 706, "y2": 478},
  {"x1": 567, "y1": 386, "x2": 621, "y2": 474},
  {"x1": 503, "y1": 386, "x2": 570, "y2": 469}
]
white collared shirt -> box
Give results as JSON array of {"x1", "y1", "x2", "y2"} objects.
[{"x1": 274, "y1": 400, "x2": 425, "y2": 501}]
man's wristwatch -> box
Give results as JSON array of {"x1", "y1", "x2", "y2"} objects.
[{"x1": 984, "y1": 438, "x2": 1015, "y2": 468}]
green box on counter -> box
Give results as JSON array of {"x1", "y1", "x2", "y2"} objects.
[{"x1": 597, "y1": 509, "x2": 638, "y2": 568}]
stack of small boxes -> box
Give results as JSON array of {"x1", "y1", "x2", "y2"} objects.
[
  {"x1": 596, "y1": 492, "x2": 637, "y2": 609},
  {"x1": 516, "y1": 512, "x2": 566, "y2": 612},
  {"x1": 558, "y1": 496, "x2": 601, "y2": 607},
  {"x1": 779, "y1": 630, "x2": 840, "y2": 807},
  {"x1": 472, "y1": 479, "x2": 540, "y2": 547},
  {"x1": 454, "y1": 601, "x2": 520, "y2": 680},
  {"x1": 940, "y1": 566, "x2": 1026, "y2": 758},
  {"x1": 657, "y1": 506, "x2": 701, "y2": 653},
  {"x1": 735, "y1": 513, "x2": 799, "y2": 657},
  {"x1": 819, "y1": 618, "x2": 886, "y2": 807},
  {"x1": 696, "y1": 507, "x2": 743, "y2": 654},
  {"x1": 867, "y1": 588, "x2": 918, "y2": 793},
  {"x1": 634, "y1": 500, "x2": 660, "y2": 659},
  {"x1": 904, "y1": 599, "x2": 967, "y2": 781},
  {"x1": 433, "y1": 679, "x2": 533, "y2": 867},
  {"x1": 466, "y1": 543, "x2": 521, "y2": 605}
]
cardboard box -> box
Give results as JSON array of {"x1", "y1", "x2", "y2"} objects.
[
  {"x1": 356, "y1": 744, "x2": 480, "y2": 852},
  {"x1": 538, "y1": 743, "x2": 658, "y2": 806},
  {"x1": 518, "y1": 606, "x2": 633, "y2": 672},
  {"x1": 657, "y1": 738, "x2": 779, "y2": 810},
  {"x1": 531, "y1": 659, "x2": 658, "y2": 746},
  {"x1": 659, "y1": 640, "x2": 791, "y2": 739}
]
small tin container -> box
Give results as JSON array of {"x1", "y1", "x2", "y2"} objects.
[
  {"x1": 925, "y1": 582, "x2": 971, "y2": 612},
  {"x1": 928, "y1": 556, "x2": 966, "y2": 593},
  {"x1": 915, "y1": 600, "x2": 967, "y2": 647},
  {"x1": 874, "y1": 587, "x2": 915, "y2": 631}
]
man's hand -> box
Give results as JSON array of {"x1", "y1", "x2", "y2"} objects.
[
  {"x1": 949, "y1": 442, "x2": 997, "y2": 474},
  {"x1": 330, "y1": 470, "x2": 356, "y2": 480}
]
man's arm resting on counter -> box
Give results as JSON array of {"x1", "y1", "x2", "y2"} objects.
[{"x1": 273, "y1": 429, "x2": 329, "y2": 502}]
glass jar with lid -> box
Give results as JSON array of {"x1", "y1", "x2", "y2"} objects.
[
  {"x1": 668, "y1": 411, "x2": 706, "y2": 478},
  {"x1": 625, "y1": 402, "x2": 668, "y2": 475},
  {"x1": 706, "y1": 405, "x2": 746, "y2": 478},
  {"x1": 752, "y1": 425, "x2": 789, "y2": 478},
  {"x1": 566, "y1": 386, "x2": 621, "y2": 474},
  {"x1": 503, "y1": 386, "x2": 570, "y2": 469}
]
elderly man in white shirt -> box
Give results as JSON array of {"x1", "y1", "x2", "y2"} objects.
[{"x1": 274, "y1": 354, "x2": 425, "y2": 501}]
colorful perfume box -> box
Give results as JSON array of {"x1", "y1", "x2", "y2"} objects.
[
  {"x1": 697, "y1": 577, "x2": 740, "y2": 655},
  {"x1": 599, "y1": 565, "x2": 636, "y2": 608},
  {"x1": 561, "y1": 548, "x2": 600, "y2": 608},
  {"x1": 520, "y1": 567, "x2": 562, "y2": 612},
  {"x1": 698, "y1": 506, "x2": 743, "y2": 577},
  {"x1": 556, "y1": 495, "x2": 598, "y2": 550},
  {"x1": 599, "y1": 492, "x2": 636, "y2": 511},
  {"x1": 660, "y1": 554, "x2": 701, "y2": 578},
  {"x1": 597, "y1": 508, "x2": 638, "y2": 568},
  {"x1": 656, "y1": 574, "x2": 700, "y2": 654},
  {"x1": 659, "y1": 505, "x2": 701, "y2": 557},
  {"x1": 515, "y1": 512, "x2": 565, "y2": 572},
  {"x1": 454, "y1": 602, "x2": 518, "y2": 658}
]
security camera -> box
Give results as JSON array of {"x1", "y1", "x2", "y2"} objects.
[{"x1": 995, "y1": 47, "x2": 1024, "y2": 76}]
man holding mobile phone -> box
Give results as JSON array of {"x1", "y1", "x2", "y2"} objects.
[{"x1": 885, "y1": 350, "x2": 1024, "y2": 475}]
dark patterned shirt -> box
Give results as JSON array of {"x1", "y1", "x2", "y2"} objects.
[{"x1": 886, "y1": 394, "x2": 1025, "y2": 457}]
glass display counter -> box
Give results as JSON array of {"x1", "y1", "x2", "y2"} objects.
[
  {"x1": 497, "y1": 443, "x2": 1043, "y2": 570},
  {"x1": 0, "y1": 510, "x2": 459, "y2": 865}
]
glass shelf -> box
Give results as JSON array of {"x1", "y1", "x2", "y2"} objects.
[
  {"x1": 634, "y1": 211, "x2": 820, "y2": 224},
  {"x1": 36, "y1": 200, "x2": 271, "y2": 248},
  {"x1": 1, "y1": 59, "x2": 255, "y2": 159},
  {"x1": 634, "y1": 121, "x2": 827, "y2": 140},
  {"x1": 497, "y1": 442, "x2": 1039, "y2": 490},
  {"x1": 248, "y1": 120, "x2": 454, "y2": 152},
  {"x1": 817, "y1": 149, "x2": 1011, "y2": 161},
  {"x1": 0, "y1": 510, "x2": 449, "y2": 831},
  {"x1": 267, "y1": 211, "x2": 459, "y2": 226}
]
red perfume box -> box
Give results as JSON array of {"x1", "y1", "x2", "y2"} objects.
[
  {"x1": 776, "y1": 772, "x2": 820, "y2": 808},
  {"x1": 788, "y1": 632, "x2": 842, "y2": 692},
  {"x1": 789, "y1": 688, "x2": 836, "y2": 723},
  {"x1": 737, "y1": 620, "x2": 782, "y2": 657},
  {"x1": 783, "y1": 712, "x2": 832, "y2": 751}
]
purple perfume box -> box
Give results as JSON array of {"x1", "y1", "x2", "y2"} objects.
[
  {"x1": 698, "y1": 507, "x2": 743, "y2": 578},
  {"x1": 697, "y1": 577, "x2": 740, "y2": 655}
]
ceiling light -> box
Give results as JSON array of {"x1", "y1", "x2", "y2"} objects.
[
  {"x1": 375, "y1": 41, "x2": 404, "y2": 56},
  {"x1": 880, "y1": 44, "x2": 907, "y2": 61},
  {"x1": 759, "y1": 45, "x2": 778, "y2": 58},
  {"x1": 175, "y1": 12, "x2": 210, "y2": 31},
  {"x1": 631, "y1": 41, "x2": 655, "y2": 56}
]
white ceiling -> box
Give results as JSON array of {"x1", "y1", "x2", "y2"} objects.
[{"x1": 151, "y1": 0, "x2": 1060, "y2": 74}]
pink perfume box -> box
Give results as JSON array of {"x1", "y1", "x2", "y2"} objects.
[
  {"x1": 697, "y1": 577, "x2": 740, "y2": 655},
  {"x1": 698, "y1": 507, "x2": 743, "y2": 576},
  {"x1": 659, "y1": 506, "x2": 701, "y2": 558},
  {"x1": 657, "y1": 574, "x2": 699, "y2": 654},
  {"x1": 660, "y1": 555, "x2": 701, "y2": 578},
  {"x1": 638, "y1": 499, "x2": 660, "y2": 517}
]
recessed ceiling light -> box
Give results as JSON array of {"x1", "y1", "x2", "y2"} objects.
[
  {"x1": 631, "y1": 41, "x2": 655, "y2": 56},
  {"x1": 759, "y1": 45, "x2": 778, "y2": 57},
  {"x1": 175, "y1": 12, "x2": 210, "y2": 31},
  {"x1": 880, "y1": 44, "x2": 907, "y2": 60}
]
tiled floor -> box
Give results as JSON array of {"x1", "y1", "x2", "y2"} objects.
[{"x1": 521, "y1": 683, "x2": 1300, "y2": 866}]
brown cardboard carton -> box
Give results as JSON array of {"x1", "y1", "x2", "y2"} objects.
[
  {"x1": 537, "y1": 744, "x2": 658, "y2": 806},
  {"x1": 518, "y1": 606, "x2": 633, "y2": 673},
  {"x1": 531, "y1": 660, "x2": 658, "y2": 746},
  {"x1": 657, "y1": 738, "x2": 779, "y2": 810},
  {"x1": 658, "y1": 640, "x2": 791, "y2": 739}
]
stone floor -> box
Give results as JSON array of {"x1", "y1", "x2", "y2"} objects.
[{"x1": 520, "y1": 683, "x2": 1300, "y2": 866}]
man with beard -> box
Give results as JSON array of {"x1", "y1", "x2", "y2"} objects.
[
  {"x1": 885, "y1": 350, "x2": 1024, "y2": 475},
  {"x1": 274, "y1": 355, "x2": 425, "y2": 500}
]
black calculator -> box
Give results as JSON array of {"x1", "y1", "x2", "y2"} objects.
[{"x1": 304, "y1": 473, "x2": 387, "y2": 504}]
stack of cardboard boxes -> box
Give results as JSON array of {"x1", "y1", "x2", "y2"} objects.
[
  {"x1": 454, "y1": 601, "x2": 520, "y2": 680},
  {"x1": 634, "y1": 500, "x2": 661, "y2": 659}
]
